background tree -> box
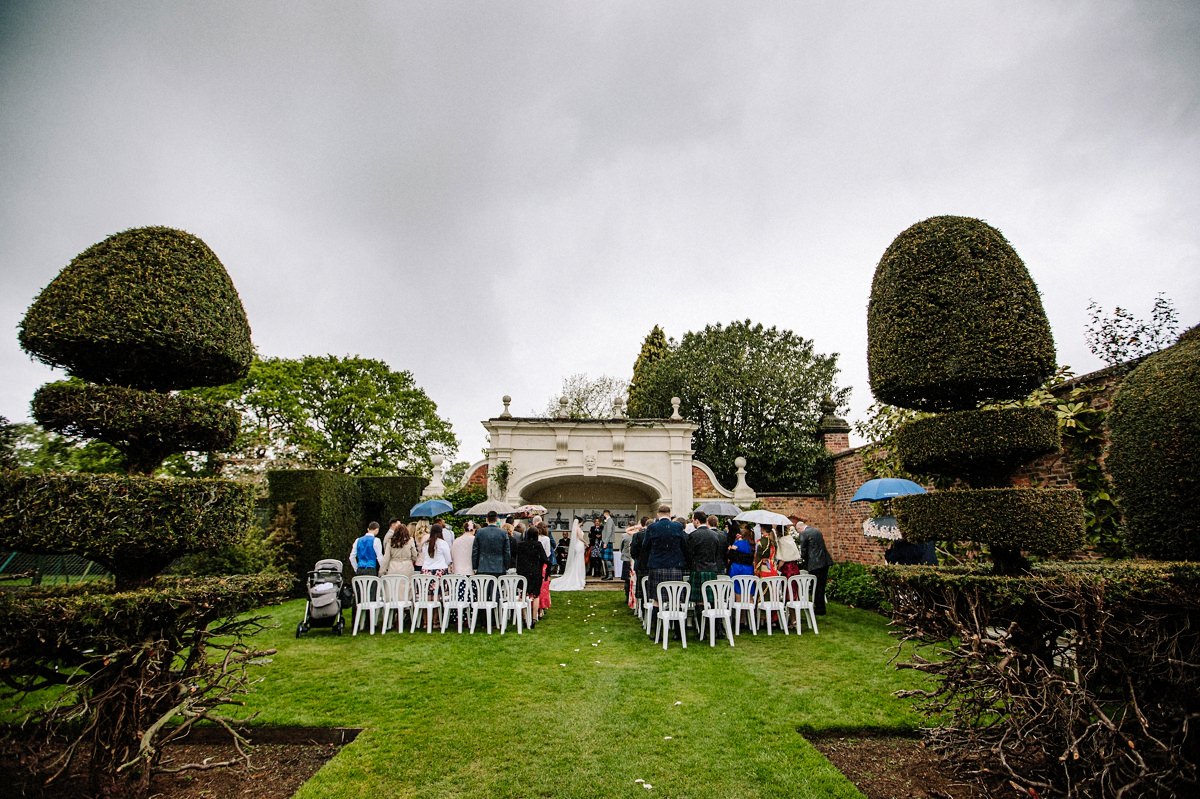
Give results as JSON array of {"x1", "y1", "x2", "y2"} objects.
[
  {"x1": 627, "y1": 324, "x2": 670, "y2": 415},
  {"x1": 542, "y1": 373, "x2": 630, "y2": 418},
  {"x1": 631, "y1": 320, "x2": 848, "y2": 493},
  {"x1": 192, "y1": 355, "x2": 458, "y2": 477},
  {"x1": 7, "y1": 422, "x2": 125, "y2": 474},
  {"x1": 0, "y1": 415, "x2": 18, "y2": 469},
  {"x1": 1085, "y1": 293, "x2": 1179, "y2": 366}
]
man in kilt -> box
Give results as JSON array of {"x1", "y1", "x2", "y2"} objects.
[
  {"x1": 686, "y1": 512, "x2": 726, "y2": 615},
  {"x1": 644, "y1": 505, "x2": 691, "y2": 631}
]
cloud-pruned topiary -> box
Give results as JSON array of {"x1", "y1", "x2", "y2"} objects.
[
  {"x1": 868, "y1": 216, "x2": 1056, "y2": 412},
  {"x1": 32, "y1": 381, "x2": 239, "y2": 474},
  {"x1": 896, "y1": 407, "x2": 1060, "y2": 487},
  {"x1": 19, "y1": 226, "x2": 253, "y2": 391},
  {"x1": 1107, "y1": 324, "x2": 1200, "y2": 559},
  {"x1": 894, "y1": 487, "x2": 1083, "y2": 555}
]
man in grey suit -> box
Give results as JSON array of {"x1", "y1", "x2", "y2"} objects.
[
  {"x1": 472, "y1": 511, "x2": 512, "y2": 578},
  {"x1": 797, "y1": 517, "x2": 833, "y2": 615},
  {"x1": 600, "y1": 509, "x2": 616, "y2": 580}
]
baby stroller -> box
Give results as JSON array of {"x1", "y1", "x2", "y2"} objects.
[{"x1": 296, "y1": 558, "x2": 347, "y2": 637}]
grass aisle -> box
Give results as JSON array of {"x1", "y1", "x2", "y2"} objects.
[{"x1": 242, "y1": 590, "x2": 927, "y2": 798}]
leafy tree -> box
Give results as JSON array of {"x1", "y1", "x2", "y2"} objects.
[
  {"x1": 8, "y1": 422, "x2": 126, "y2": 474},
  {"x1": 631, "y1": 320, "x2": 849, "y2": 492},
  {"x1": 627, "y1": 324, "x2": 670, "y2": 415},
  {"x1": 442, "y1": 460, "x2": 470, "y2": 486},
  {"x1": 542, "y1": 373, "x2": 630, "y2": 418},
  {"x1": 1085, "y1": 293, "x2": 1179, "y2": 366},
  {"x1": 193, "y1": 355, "x2": 458, "y2": 476},
  {"x1": 0, "y1": 415, "x2": 17, "y2": 469}
]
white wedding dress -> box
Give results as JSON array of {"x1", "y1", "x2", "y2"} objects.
[{"x1": 550, "y1": 520, "x2": 587, "y2": 591}]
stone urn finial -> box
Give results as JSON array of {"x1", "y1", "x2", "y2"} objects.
[
  {"x1": 613, "y1": 396, "x2": 626, "y2": 419},
  {"x1": 557, "y1": 396, "x2": 569, "y2": 419},
  {"x1": 500, "y1": 395, "x2": 512, "y2": 419},
  {"x1": 670, "y1": 396, "x2": 682, "y2": 420}
]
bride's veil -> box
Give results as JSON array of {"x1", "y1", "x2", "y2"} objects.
[{"x1": 571, "y1": 517, "x2": 583, "y2": 541}]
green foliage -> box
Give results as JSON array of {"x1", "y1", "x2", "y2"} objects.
[
  {"x1": 165, "y1": 523, "x2": 277, "y2": 576},
  {"x1": 439, "y1": 481, "x2": 487, "y2": 511},
  {"x1": 896, "y1": 407, "x2": 1060, "y2": 487},
  {"x1": 826, "y1": 562, "x2": 888, "y2": 611},
  {"x1": 0, "y1": 471, "x2": 255, "y2": 589},
  {"x1": 1085, "y1": 292, "x2": 1179, "y2": 366},
  {"x1": 32, "y1": 380, "x2": 239, "y2": 474},
  {"x1": 18, "y1": 226, "x2": 253, "y2": 391},
  {"x1": 542, "y1": 373, "x2": 629, "y2": 418},
  {"x1": 626, "y1": 320, "x2": 849, "y2": 492},
  {"x1": 627, "y1": 324, "x2": 670, "y2": 415},
  {"x1": 867, "y1": 216, "x2": 1055, "y2": 411},
  {"x1": 894, "y1": 487, "x2": 1084, "y2": 556},
  {"x1": 1108, "y1": 326, "x2": 1200, "y2": 559},
  {"x1": 0, "y1": 416, "x2": 16, "y2": 469},
  {"x1": 189, "y1": 355, "x2": 458, "y2": 476},
  {"x1": 490, "y1": 459, "x2": 511, "y2": 495},
  {"x1": 9, "y1": 421, "x2": 128, "y2": 474},
  {"x1": 267, "y1": 469, "x2": 364, "y2": 590},
  {"x1": 358, "y1": 474, "x2": 425, "y2": 523}
]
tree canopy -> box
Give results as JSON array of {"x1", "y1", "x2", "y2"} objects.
[
  {"x1": 628, "y1": 320, "x2": 849, "y2": 492},
  {"x1": 192, "y1": 355, "x2": 458, "y2": 476},
  {"x1": 628, "y1": 324, "x2": 670, "y2": 413},
  {"x1": 542, "y1": 373, "x2": 629, "y2": 418},
  {"x1": 1085, "y1": 293, "x2": 1179, "y2": 366}
]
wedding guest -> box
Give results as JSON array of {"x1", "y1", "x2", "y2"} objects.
[
  {"x1": 515, "y1": 526, "x2": 549, "y2": 625},
  {"x1": 434, "y1": 517, "x2": 455, "y2": 546},
  {"x1": 644, "y1": 505, "x2": 690, "y2": 611},
  {"x1": 686, "y1": 512, "x2": 726, "y2": 605},
  {"x1": 587, "y1": 519, "x2": 605, "y2": 578},
  {"x1": 536, "y1": 521, "x2": 553, "y2": 615},
  {"x1": 381, "y1": 521, "x2": 417, "y2": 577},
  {"x1": 349, "y1": 521, "x2": 383, "y2": 577},
  {"x1": 411, "y1": 519, "x2": 431, "y2": 570},
  {"x1": 450, "y1": 520, "x2": 476, "y2": 575},
  {"x1": 754, "y1": 526, "x2": 779, "y2": 578},
  {"x1": 421, "y1": 525, "x2": 452, "y2": 577},
  {"x1": 727, "y1": 527, "x2": 755, "y2": 590},
  {"x1": 797, "y1": 518, "x2": 834, "y2": 616},
  {"x1": 776, "y1": 522, "x2": 804, "y2": 588}
]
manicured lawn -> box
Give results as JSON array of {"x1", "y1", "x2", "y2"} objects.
[{"x1": 242, "y1": 591, "x2": 927, "y2": 798}]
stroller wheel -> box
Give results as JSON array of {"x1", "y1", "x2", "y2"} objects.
[
  {"x1": 334, "y1": 616, "x2": 344, "y2": 635},
  {"x1": 296, "y1": 623, "x2": 305, "y2": 638}
]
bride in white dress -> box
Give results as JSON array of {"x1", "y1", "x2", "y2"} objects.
[{"x1": 550, "y1": 517, "x2": 588, "y2": 591}]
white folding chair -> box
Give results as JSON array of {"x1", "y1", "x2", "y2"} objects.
[
  {"x1": 653, "y1": 580, "x2": 691, "y2": 650},
  {"x1": 641, "y1": 576, "x2": 654, "y2": 635},
  {"x1": 469, "y1": 574, "x2": 499, "y2": 634},
  {"x1": 786, "y1": 573, "x2": 820, "y2": 635},
  {"x1": 498, "y1": 574, "x2": 528, "y2": 635},
  {"x1": 351, "y1": 575, "x2": 384, "y2": 635},
  {"x1": 731, "y1": 574, "x2": 759, "y2": 636},
  {"x1": 380, "y1": 574, "x2": 411, "y2": 633},
  {"x1": 698, "y1": 579, "x2": 735, "y2": 647},
  {"x1": 440, "y1": 574, "x2": 472, "y2": 633},
  {"x1": 409, "y1": 574, "x2": 441, "y2": 633},
  {"x1": 757, "y1": 575, "x2": 789, "y2": 636}
]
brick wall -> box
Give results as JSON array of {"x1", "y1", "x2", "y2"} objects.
[
  {"x1": 692, "y1": 465, "x2": 722, "y2": 498},
  {"x1": 465, "y1": 463, "x2": 488, "y2": 488}
]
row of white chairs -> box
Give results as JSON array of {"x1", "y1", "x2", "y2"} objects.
[
  {"x1": 351, "y1": 574, "x2": 531, "y2": 636},
  {"x1": 638, "y1": 574, "x2": 819, "y2": 649}
]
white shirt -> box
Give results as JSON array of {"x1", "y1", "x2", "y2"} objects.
[
  {"x1": 349, "y1": 533, "x2": 383, "y2": 570},
  {"x1": 421, "y1": 538, "x2": 453, "y2": 571}
]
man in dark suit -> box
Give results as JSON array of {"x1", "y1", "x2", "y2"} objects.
[
  {"x1": 644, "y1": 505, "x2": 690, "y2": 611},
  {"x1": 472, "y1": 511, "x2": 512, "y2": 579},
  {"x1": 685, "y1": 512, "x2": 726, "y2": 608},
  {"x1": 797, "y1": 517, "x2": 833, "y2": 615}
]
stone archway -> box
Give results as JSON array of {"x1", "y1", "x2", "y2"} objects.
[{"x1": 515, "y1": 468, "x2": 664, "y2": 534}]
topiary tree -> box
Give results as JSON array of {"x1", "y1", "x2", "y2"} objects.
[
  {"x1": 627, "y1": 324, "x2": 670, "y2": 416},
  {"x1": 868, "y1": 216, "x2": 1083, "y2": 574},
  {"x1": 1107, "y1": 324, "x2": 1200, "y2": 559},
  {"x1": 1, "y1": 227, "x2": 286, "y2": 798}
]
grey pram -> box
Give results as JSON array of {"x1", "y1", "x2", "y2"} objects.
[{"x1": 296, "y1": 558, "x2": 346, "y2": 637}]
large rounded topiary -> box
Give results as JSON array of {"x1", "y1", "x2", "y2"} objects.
[
  {"x1": 896, "y1": 407, "x2": 1060, "y2": 487},
  {"x1": 868, "y1": 216, "x2": 1056, "y2": 411},
  {"x1": 1108, "y1": 325, "x2": 1200, "y2": 559},
  {"x1": 19, "y1": 226, "x2": 253, "y2": 391}
]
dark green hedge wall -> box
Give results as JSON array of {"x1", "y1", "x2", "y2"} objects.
[
  {"x1": 0, "y1": 471, "x2": 254, "y2": 588},
  {"x1": 1108, "y1": 327, "x2": 1200, "y2": 559},
  {"x1": 32, "y1": 381, "x2": 239, "y2": 473},
  {"x1": 894, "y1": 487, "x2": 1084, "y2": 555},
  {"x1": 18, "y1": 226, "x2": 254, "y2": 391},
  {"x1": 867, "y1": 216, "x2": 1056, "y2": 411},
  {"x1": 896, "y1": 407, "x2": 1060, "y2": 486},
  {"x1": 359, "y1": 475, "x2": 424, "y2": 526},
  {"x1": 268, "y1": 469, "x2": 363, "y2": 590}
]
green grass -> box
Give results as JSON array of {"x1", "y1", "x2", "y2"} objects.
[{"x1": 241, "y1": 591, "x2": 928, "y2": 798}]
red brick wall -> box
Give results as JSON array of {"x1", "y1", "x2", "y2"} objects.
[
  {"x1": 466, "y1": 463, "x2": 488, "y2": 488},
  {"x1": 692, "y1": 466, "x2": 722, "y2": 498}
]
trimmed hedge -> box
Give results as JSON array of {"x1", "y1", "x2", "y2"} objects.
[
  {"x1": 32, "y1": 381, "x2": 239, "y2": 473},
  {"x1": 0, "y1": 471, "x2": 254, "y2": 588},
  {"x1": 896, "y1": 406, "x2": 1060, "y2": 485},
  {"x1": 359, "y1": 474, "x2": 425, "y2": 526},
  {"x1": 894, "y1": 487, "x2": 1083, "y2": 555},
  {"x1": 1108, "y1": 326, "x2": 1200, "y2": 559},
  {"x1": 867, "y1": 216, "x2": 1056, "y2": 411},
  {"x1": 268, "y1": 469, "x2": 363, "y2": 590},
  {"x1": 18, "y1": 226, "x2": 254, "y2": 391}
]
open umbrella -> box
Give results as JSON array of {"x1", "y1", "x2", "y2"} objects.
[
  {"x1": 464, "y1": 498, "x2": 518, "y2": 516},
  {"x1": 850, "y1": 478, "x2": 927, "y2": 503},
  {"x1": 695, "y1": 501, "x2": 742, "y2": 517},
  {"x1": 862, "y1": 515, "x2": 902, "y2": 540},
  {"x1": 514, "y1": 504, "x2": 547, "y2": 517},
  {"x1": 733, "y1": 509, "x2": 794, "y2": 527},
  {"x1": 410, "y1": 498, "x2": 454, "y2": 518}
]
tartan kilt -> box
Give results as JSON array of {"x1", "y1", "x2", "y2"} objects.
[
  {"x1": 648, "y1": 567, "x2": 685, "y2": 604},
  {"x1": 689, "y1": 570, "x2": 718, "y2": 605}
]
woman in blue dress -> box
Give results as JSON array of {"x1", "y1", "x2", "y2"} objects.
[{"x1": 727, "y1": 526, "x2": 756, "y2": 601}]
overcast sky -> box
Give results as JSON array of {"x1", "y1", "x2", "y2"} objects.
[{"x1": 2, "y1": 2, "x2": 1197, "y2": 472}]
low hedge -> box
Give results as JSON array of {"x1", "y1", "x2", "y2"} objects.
[
  {"x1": 0, "y1": 471, "x2": 254, "y2": 588},
  {"x1": 896, "y1": 406, "x2": 1060, "y2": 485},
  {"x1": 32, "y1": 381, "x2": 239, "y2": 473},
  {"x1": 826, "y1": 562, "x2": 887, "y2": 611},
  {"x1": 893, "y1": 487, "x2": 1083, "y2": 555}
]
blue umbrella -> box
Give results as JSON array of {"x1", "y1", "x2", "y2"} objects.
[
  {"x1": 850, "y1": 478, "x2": 927, "y2": 503},
  {"x1": 410, "y1": 498, "x2": 454, "y2": 517}
]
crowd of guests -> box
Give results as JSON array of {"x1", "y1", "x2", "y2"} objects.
[
  {"x1": 348, "y1": 510, "x2": 557, "y2": 626},
  {"x1": 621, "y1": 505, "x2": 833, "y2": 617}
]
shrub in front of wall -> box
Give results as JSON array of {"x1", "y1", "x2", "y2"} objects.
[
  {"x1": 896, "y1": 407, "x2": 1060, "y2": 486},
  {"x1": 32, "y1": 381, "x2": 239, "y2": 474},
  {"x1": 1108, "y1": 325, "x2": 1200, "y2": 559},
  {"x1": 867, "y1": 216, "x2": 1056, "y2": 411},
  {"x1": 826, "y1": 562, "x2": 888, "y2": 611},
  {"x1": 894, "y1": 487, "x2": 1084, "y2": 556},
  {"x1": 18, "y1": 226, "x2": 254, "y2": 391},
  {"x1": 0, "y1": 471, "x2": 254, "y2": 588}
]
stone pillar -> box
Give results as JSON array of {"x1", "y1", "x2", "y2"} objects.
[
  {"x1": 732, "y1": 456, "x2": 756, "y2": 505},
  {"x1": 421, "y1": 454, "x2": 446, "y2": 498},
  {"x1": 818, "y1": 396, "x2": 851, "y2": 455}
]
